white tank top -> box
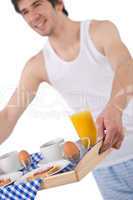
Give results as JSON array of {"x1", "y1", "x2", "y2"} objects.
[{"x1": 43, "y1": 20, "x2": 133, "y2": 168}]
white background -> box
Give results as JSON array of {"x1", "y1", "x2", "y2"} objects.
[{"x1": 0, "y1": 0, "x2": 133, "y2": 199}]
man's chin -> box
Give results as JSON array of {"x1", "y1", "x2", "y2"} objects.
[{"x1": 35, "y1": 29, "x2": 51, "y2": 36}]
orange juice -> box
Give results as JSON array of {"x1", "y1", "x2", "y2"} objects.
[{"x1": 70, "y1": 110, "x2": 97, "y2": 146}]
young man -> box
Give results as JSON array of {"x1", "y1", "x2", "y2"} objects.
[{"x1": 0, "y1": 0, "x2": 133, "y2": 199}]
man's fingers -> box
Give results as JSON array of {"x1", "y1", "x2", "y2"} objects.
[
  {"x1": 113, "y1": 140, "x2": 122, "y2": 149},
  {"x1": 96, "y1": 115, "x2": 124, "y2": 154},
  {"x1": 96, "y1": 117, "x2": 105, "y2": 141},
  {"x1": 112, "y1": 132, "x2": 124, "y2": 149},
  {"x1": 100, "y1": 128, "x2": 124, "y2": 153},
  {"x1": 99, "y1": 124, "x2": 121, "y2": 153},
  {"x1": 99, "y1": 130, "x2": 114, "y2": 153}
]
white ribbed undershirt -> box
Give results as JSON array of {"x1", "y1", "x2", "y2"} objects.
[{"x1": 43, "y1": 20, "x2": 133, "y2": 168}]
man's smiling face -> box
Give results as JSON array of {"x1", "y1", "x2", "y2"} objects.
[{"x1": 18, "y1": 0, "x2": 59, "y2": 36}]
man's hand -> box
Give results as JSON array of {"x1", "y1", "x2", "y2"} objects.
[{"x1": 96, "y1": 101, "x2": 124, "y2": 154}]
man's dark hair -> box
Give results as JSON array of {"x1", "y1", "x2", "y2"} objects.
[{"x1": 11, "y1": 0, "x2": 69, "y2": 16}]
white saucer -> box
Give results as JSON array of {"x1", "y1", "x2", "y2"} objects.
[
  {"x1": 38, "y1": 159, "x2": 71, "y2": 172},
  {"x1": 0, "y1": 171, "x2": 23, "y2": 188},
  {"x1": 16, "y1": 159, "x2": 71, "y2": 184}
]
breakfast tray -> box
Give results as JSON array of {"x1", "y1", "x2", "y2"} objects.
[{"x1": 39, "y1": 140, "x2": 111, "y2": 190}]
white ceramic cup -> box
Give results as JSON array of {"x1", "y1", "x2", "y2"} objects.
[
  {"x1": 40, "y1": 138, "x2": 64, "y2": 163},
  {"x1": 0, "y1": 151, "x2": 23, "y2": 173}
]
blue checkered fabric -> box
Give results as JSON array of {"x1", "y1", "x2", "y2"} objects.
[
  {"x1": 0, "y1": 152, "x2": 76, "y2": 200},
  {"x1": 0, "y1": 178, "x2": 43, "y2": 200}
]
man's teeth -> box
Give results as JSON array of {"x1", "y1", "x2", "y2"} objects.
[
  {"x1": 34, "y1": 20, "x2": 45, "y2": 28},
  {"x1": 38, "y1": 22, "x2": 44, "y2": 27}
]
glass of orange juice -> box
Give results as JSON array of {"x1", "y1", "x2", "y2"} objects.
[{"x1": 69, "y1": 109, "x2": 97, "y2": 147}]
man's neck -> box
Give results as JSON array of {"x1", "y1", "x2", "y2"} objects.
[{"x1": 49, "y1": 15, "x2": 80, "y2": 50}]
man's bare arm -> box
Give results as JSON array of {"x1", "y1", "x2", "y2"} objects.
[
  {"x1": 90, "y1": 20, "x2": 133, "y2": 152},
  {"x1": 0, "y1": 51, "x2": 47, "y2": 144},
  {"x1": 90, "y1": 20, "x2": 133, "y2": 108},
  {"x1": 101, "y1": 21, "x2": 133, "y2": 109}
]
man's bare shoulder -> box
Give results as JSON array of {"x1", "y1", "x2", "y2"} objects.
[
  {"x1": 89, "y1": 19, "x2": 120, "y2": 55},
  {"x1": 90, "y1": 20, "x2": 118, "y2": 34},
  {"x1": 25, "y1": 51, "x2": 48, "y2": 83},
  {"x1": 90, "y1": 19, "x2": 120, "y2": 43}
]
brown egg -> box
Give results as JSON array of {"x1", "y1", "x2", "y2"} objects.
[
  {"x1": 18, "y1": 150, "x2": 30, "y2": 166},
  {"x1": 63, "y1": 141, "x2": 80, "y2": 160}
]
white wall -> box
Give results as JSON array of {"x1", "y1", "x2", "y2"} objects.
[{"x1": 0, "y1": 0, "x2": 133, "y2": 199}]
